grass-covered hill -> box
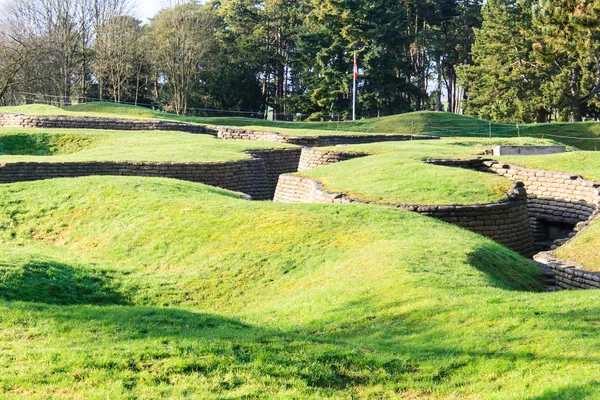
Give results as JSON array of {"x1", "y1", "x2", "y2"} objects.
[
  {"x1": 2, "y1": 176, "x2": 600, "y2": 399},
  {"x1": 0, "y1": 128, "x2": 291, "y2": 163},
  {"x1": 1, "y1": 102, "x2": 600, "y2": 397},
  {"x1": 298, "y1": 138, "x2": 556, "y2": 205},
  {"x1": 3, "y1": 102, "x2": 600, "y2": 149}
]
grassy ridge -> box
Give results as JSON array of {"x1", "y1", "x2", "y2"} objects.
[
  {"x1": 4, "y1": 102, "x2": 600, "y2": 148},
  {"x1": 298, "y1": 139, "x2": 558, "y2": 205},
  {"x1": 4, "y1": 177, "x2": 600, "y2": 398},
  {"x1": 500, "y1": 151, "x2": 600, "y2": 181},
  {"x1": 0, "y1": 128, "x2": 291, "y2": 163}
]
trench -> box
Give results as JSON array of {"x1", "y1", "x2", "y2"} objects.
[{"x1": 2, "y1": 115, "x2": 599, "y2": 289}]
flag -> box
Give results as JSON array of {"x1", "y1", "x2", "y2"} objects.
[{"x1": 353, "y1": 53, "x2": 358, "y2": 80}]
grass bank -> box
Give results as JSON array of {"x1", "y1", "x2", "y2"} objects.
[
  {"x1": 298, "y1": 138, "x2": 557, "y2": 205},
  {"x1": 2, "y1": 176, "x2": 600, "y2": 398},
  {"x1": 4, "y1": 103, "x2": 600, "y2": 148},
  {"x1": 0, "y1": 128, "x2": 291, "y2": 163}
]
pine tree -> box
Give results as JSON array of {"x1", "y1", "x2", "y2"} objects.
[
  {"x1": 533, "y1": 0, "x2": 600, "y2": 121},
  {"x1": 458, "y1": 0, "x2": 548, "y2": 123}
]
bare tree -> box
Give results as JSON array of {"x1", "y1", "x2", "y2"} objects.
[
  {"x1": 149, "y1": 2, "x2": 217, "y2": 115},
  {"x1": 93, "y1": 15, "x2": 144, "y2": 103}
]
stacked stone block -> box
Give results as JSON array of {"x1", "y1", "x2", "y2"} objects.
[
  {"x1": 535, "y1": 252, "x2": 600, "y2": 290},
  {"x1": 215, "y1": 125, "x2": 439, "y2": 146},
  {"x1": 0, "y1": 159, "x2": 271, "y2": 200},
  {"x1": 428, "y1": 157, "x2": 600, "y2": 233},
  {"x1": 297, "y1": 148, "x2": 369, "y2": 171},
  {"x1": 0, "y1": 114, "x2": 208, "y2": 134},
  {"x1": 248, "y1": 148, "x2": 302, "y2": 197},
  {"x1": 215, "y1": 127, "x2": 288, "y2": 142}
]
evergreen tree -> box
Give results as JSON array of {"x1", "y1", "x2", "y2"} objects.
[
  {"x1": 458, "y1": 0, "x2": 549, "y2": 123},
  {"x1": 533, "y1": 0, "x2": 600, "y2": 121}
]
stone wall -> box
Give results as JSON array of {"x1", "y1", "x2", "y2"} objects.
[
  {"x1": 297, "y1": 148, "x2": 369, "y2": 171},
  {"x1": 248, "y1": 148, "x2": 302, "y2": 197},
  {"x1": 482, "y1": 160, "x2": 600, "y2": 223},
  {"x1": 215, "y1": 127, "x2": 287, "y2": 143},
  {"x1": 288, "y1": 134, "x2": 439, "y2": 147},
  {"x1": 535, "y1": 252, "x2": 600, "y2": 290},
  {"x1": 493, "y1": 145, "x2": 566, "y2": 156},
  {"x1": 215, "y1": 126, "x2": 439, "y2": 146},
  {"x1": 0, "y1": 159, "x2": 271, "y2": 200},
  {"x1": 274, "y1": 174, "x2": 535, "y2": 256},
  {"x1": 428, "y1": 158, "x2": 600, "y2": 244},
  {"x1": 0, "y1": 114, "x2": 441, "y2": 147},
  {"x1": 0, "y1": 114, "x2": 208, "y2": 134}
]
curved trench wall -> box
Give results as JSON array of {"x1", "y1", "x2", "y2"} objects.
[
  {"x1": 216, "y1": 126, "x2": 439, "y2": 146},
  {"x1": 274, "y1": 174, "x2": 535, "y2": 256},
  {"x1": 298, "y1": 148, "x2": 369, "y2": 171},
  {"x1": 534, "y1": 251, "x2": 600, "y2": 290},
  {"x1": 0, "y1": 114, "x2": 209, "y2": 134},
  {"x1": 428, "y1": 158, "x2": 600, "y2": 246},
  {"x1": 248, "y1": 148, "x2": 302, "y2": 197},
  {"x1": 0, "y1": 159, "x2": 271, "y2": 199},
  {"x1": 0, "y1": 114, "x2": 441, "y2": 147},
  {"x1": 427, "y1": 157, "x2": 600, "y2": 290}
]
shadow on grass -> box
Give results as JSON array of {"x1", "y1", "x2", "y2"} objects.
[
  {"x1": 0, "y1": 260, "x2": 129, "y2": 305},
  {"x1": 526, "y1": 381, "x2": 600, "y2": 399},
  {"x1": 4, "y1": 294, "x2": 600, "y2": 396},
  {"x1": 2, "y1": 302, "x2": 384, "y2": 391},
  {"x1": 467, "y1": 243, "x2": 544, "y2": 292}
]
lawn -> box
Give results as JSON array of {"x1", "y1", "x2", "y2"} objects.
[
  {"x1": 499, "y1": 151, "x2": 600, "y2": 181},
  {"x1": 1, "y1": 176, "x2": 600, "y2": 399},
  {"x1": 4, "y1": 102, "x2": 600, "y2": 148},
  {"x1": 1, "y1": 103, "x2": 600, "y2": 398},
  {"x1": 297, "y1": 138, "x2": 557, "y2": 205},
  {"x1": 0, "y1": 128, "x2": 292, "y2": 163}
]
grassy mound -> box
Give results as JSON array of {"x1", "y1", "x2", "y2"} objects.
[
  {"x1": 500, "y1": 151, "x2": 600, "y2": 181},
  {"x1": 555, "y1": 222, "x2": 600, "y2": 272},
  {"x1": 0, "y1": 128, "x2": 291, "y2": 163},
  {"x1": 1, "y1": 176, "x2": 600, "y2": 398},
  {"x1": 0, "y1": 132, "x2": 96, "y2": 156},
  {"x1": 4, "y1": 103, "x2": 600, "y2": 148},
  {"x1": 0, "y1": 103, "x2": 167, "y2": 121},
  {"x1": 297, "y1": 139, "x2": 560, "y2": 205}
]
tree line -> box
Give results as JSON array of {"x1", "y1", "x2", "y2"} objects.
[{"x1": 0, "y1": 0, "x2": 599, "y2": 123}]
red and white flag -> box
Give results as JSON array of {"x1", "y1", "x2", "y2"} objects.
[{"x1": 353, "y1": 53, "x2": 358, "y2": 80}]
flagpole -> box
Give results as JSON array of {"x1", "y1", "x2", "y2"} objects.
[{"x1": 353, "y1": 50, "x2": 357, "y2": 121}]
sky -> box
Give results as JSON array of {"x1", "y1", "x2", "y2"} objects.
[
  {"x1": 131, "y1": 0, "x2": 164, "y2": 23},
  {"x1": 0, "y1": 0, "x2": 165, "y2": 23}
]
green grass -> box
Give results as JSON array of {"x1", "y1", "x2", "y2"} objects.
[
  {"x1": 499, "y1": 151, "x2": 600, "y2": 181},
  {"x1": 298, "y1": 139, "x2": 559, "y2": 205},
  {"x1": 0, "y1": 103, "x2": 171, "y2": 121},
  {"x1": 0, "y1": 128, "x2": 291, "y2": 163},
  {"x1": 555, "y1": 220, "x2": 600, "y2": 272},
  {"x1": 5, "y1": 103, "x2": 600, "y2": 148},
  {"x1": 3, "y1": 176, "x2": 600, "y2": 398}
]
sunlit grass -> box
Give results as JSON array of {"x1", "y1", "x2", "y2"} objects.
[
  {"x1": 297, "y1": 138, "x2": 561, "y2": 205},
  {"x1": 0, "y1": 127, "x2": 291, "y2": 163},
  {"x1": 4, "y1": 102, "x2": 600, "y2": 148},
  {"x1": 5, "y1": 176, "x2": 600, "y2": 399}
]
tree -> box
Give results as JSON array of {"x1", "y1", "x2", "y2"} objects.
[
  {"x1": 93, "y1": 15, "x2": 145, "y2": 103},
  {"x1": 458, "y1": 0, "x2": 549, "y2": 123},
  {"x1": 149, "y1": 2, "x2": 217, "y2": 115},
  {"x1": 0, "y1": 1, "x2": 43, "y2": 103},
  {"x1": 429, "y1": 0, "x2": 483, "y2": 113},
  {"x1": 215, "y1": 0, "x2": 306, "y2": 118},
  {"x1": 533, "y1": 0, "x2": 600, "y2": 121}
]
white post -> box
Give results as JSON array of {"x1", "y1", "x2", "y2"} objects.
[{"x1": 353, "y1": 50, "x2": 357, "y2": 121}]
